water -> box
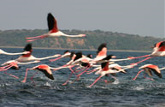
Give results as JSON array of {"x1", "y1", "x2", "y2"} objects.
[{"x1": 0, "y1": 48, "x2": 165, "y2": 107}]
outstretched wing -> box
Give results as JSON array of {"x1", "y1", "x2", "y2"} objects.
[
  {"x1": 47, "y1": 13, "x2": 58, "y2": 32},
  {"x1": 22, "y1": 43, "x2": 32, "y2": 57},
  {"x1": 97, "y1": 43, "x2": 107, "y2": 57}
]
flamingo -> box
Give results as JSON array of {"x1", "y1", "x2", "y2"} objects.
[
  {"x1": 26, "y1": 13, "x2": 86, "y2": 42},
  {"x1": 88, "y1": 55, "x2": 127, "y2": 87},
  {"x1": 126, "y1": 41, "x2": 165, "y2": 67},
  {"x1": 0, "y1": 60, "x2": 39, "y2": 79},
  {"x1": 0, "y1": 49, "x2": 29, "y2": 55},
  {"x1": 129, "y1": 41, "x2": 165, "y2": 59},
  {"x1": 14, "y1": 43, "x2": 60, "y2": 62},
  {"x1": 133, "y1": 64, "x2": 163, "y2": 80},
  {"x1": 22, "y1": 64, "x2": 56, "y2": 83}
]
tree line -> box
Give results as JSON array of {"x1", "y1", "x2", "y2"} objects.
[{"x1": 0, "y1": 29, "x2": 163, "y2": 51}]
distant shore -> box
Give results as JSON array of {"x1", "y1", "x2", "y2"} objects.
[{"x1": 0, "y1": 46, "x2": 151, "y2": 53}]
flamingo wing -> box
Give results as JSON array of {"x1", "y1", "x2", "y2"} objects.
[
  {"x1": 96, "y1": 43, "x2": 107, "y2": 57},
  {"x1": 159, "y1": 41, "x2": 165, "y2": 47},
  {"x1": 22, "y1": 43, "x2": 32, "y2": 57},
  {"x1": 143, "y1": 64, "x2": 162, "y2": 78},
  {"x1": 149, "y1": 68, "x2": 162, "y2": 78},
  {"x1": 74, "y1": 52, "x2": 83, "y2": 61},
  {"x1": 47, "y1": 13, "x2": 58, "y2": 32},
  {"x1": 36, "y1": 68, "x2": 54, "y2": 80},
  {"x1": 101, "y1": 62, "x2": 109, "y2": 71}
]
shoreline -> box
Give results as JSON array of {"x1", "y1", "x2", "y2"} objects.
[{"x1": 0, "y1": 46, "x2": 151, "y2": 53}]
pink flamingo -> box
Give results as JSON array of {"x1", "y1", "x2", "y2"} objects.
[
  {"x1": 128, "y1": 41, "x2": 165, "y2": 67},
  {"x1": 26, "y1": 13, "x2": 86, "y2": 42},
  {"x1": 22, "y1": 64, "x2": 56, "y2": 83},
  {"x1": 0, "y1": 60, "x2": 39, "y2": 79},
  {"x1": 88, "y1": 55, "x2": 126, "y2": 87},
  {"x1": 133, "y1": 64, "x2": 163, "y2": 80},
  {"x1": 13, "y1": 43, "x2": 60, "y2": 62}
]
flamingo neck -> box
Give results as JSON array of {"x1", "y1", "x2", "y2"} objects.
[{"x1": 0, "y1": 49, "x2": 26, "y2": 55}]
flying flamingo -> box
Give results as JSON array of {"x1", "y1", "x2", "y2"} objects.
[
  {"x1": 26, "y1": 13, "x2": 86, "y2": 42},
  {"x1": 0, "y1": 49, "x2": 29, "y2": 55},
  {"x1": 22, "y1": 64, "x2": 56, "y2": 83},
  {"x1": 0, "y1": 60, "x2": 39, "y2": 79},
  {"x1": 129, "y1": 41, "x2": 165, "y2": 59},
  {"x1": 0, "y1": 61, "x2": 20, "y2": 79},
  {"x1": 14, "y1": 43, "x2": 60, "y2": 62},
  {"x1": 133, "y1": 64, "x2": 163, "y2": 80},
  {"x1": 127, "y1": 41, "x2": 165, "y2": 67},
  {"x1": 88, "y1": 55, "x2": 126, "y2": 87}
]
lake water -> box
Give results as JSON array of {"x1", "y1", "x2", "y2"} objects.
[{"x1": 0, "y1": 48, "x2": 165, "y2": 107}]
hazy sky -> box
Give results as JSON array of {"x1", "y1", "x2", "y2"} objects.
[{"x1": 0, "y1": 0, "x2": 164, "y2": 38}]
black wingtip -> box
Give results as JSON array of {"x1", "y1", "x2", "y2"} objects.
[
  {"x1": 159, "y1": 41, "x2": 165, "y2": 47},
  {"x1": 48, "y1": 74, "x2": 54, "y2": 80},
  {"x1": 37, "y1": 68, "x2": 55, "y2": 80},
  {"x1": 48, "y1": 13, "x2": 53, "y2": 17},
  {"x1": 47, "y1": 13, "x2": 55, "y2": 31},
  {"x1": 70, "y1": 51, "x2": 75, "y2": 59},
  {"x1": 74, "y1": 52, "x2": 82, "y2": 61},
  {"x1": 24, "y1": 43, "x2": 32, "y2": 51},
  {"x1": 102, "y1": 55, "x2": 114, "y2": 60}
]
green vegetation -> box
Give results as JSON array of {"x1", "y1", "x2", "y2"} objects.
[{"x1": 0, "y1": 29, "x2": 163, "y2": 51}]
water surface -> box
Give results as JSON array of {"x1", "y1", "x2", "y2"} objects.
[{"x1": 0, "y1": 48, "x2": 165, "y2": 107}]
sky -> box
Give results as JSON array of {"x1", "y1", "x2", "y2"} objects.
[{"x1": 0, "y1": 0, "x2": 164, "y2": 38}]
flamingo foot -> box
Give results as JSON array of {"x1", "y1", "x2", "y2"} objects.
[
  {"x1": 62, "y1": 82, "x2": 68, "y2": 86},
  {"x1": 21, "y1": 79, "x2": 26, "y2": 83}
]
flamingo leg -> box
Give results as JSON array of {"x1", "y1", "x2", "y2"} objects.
[
  {"x1": 30, "y1": 71, "x2": 39, "y2": 85},
  {"x1": 87, "y1": 68, "x2": 99, "y2": 74},
  {"x1": 26, "y1": 35, "x2": 48, "y2": 42},
  {"x1": 0, "y1": 64, "x2": 19, "y2": 79},
  {"x1": 88, "y1": 75, "x2": 102, "y2": 87},
  {"x1": 49, "y1": 56, "x2": 62, "y2": 62},
  {"x1": 131, "y1": 57, "x2": 152, "y2": 67},
  {"x1": 3, "y1": 72, "x2": 19, "y2": 79},
  {"x1": 62, "y1": 66, "x2": 77, "y2": 85},
  {"x1": 77, "y1": 66, "x2": 90, "y2": 77},
  {"x1": 133, "y1": 70, "x2": 144, "y2": 80},
  {"x1": 75, "y1": 67, "x2": 86, "y2": 73},
  {"x1": 0, "y1": 64, "x2": 13, "y2": 71},
  {"x1": 21, "y1": 68, "x2": 30, "y2": 83},
  {"x1": 62, "y1": 71, "x2": 73, "y2": 86},
  {"x1": 143, "y1": 73, "x2": 154, "y2": 81},
  {"x1": 26, "y1": 34, "x2": 48, "y2": 39},
  {"x1": 129, "y1": 54, "x2": 150, "y2": 59},
  {"x1": 71, "y1": 66, "x2": 90, "y2": 83}
]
